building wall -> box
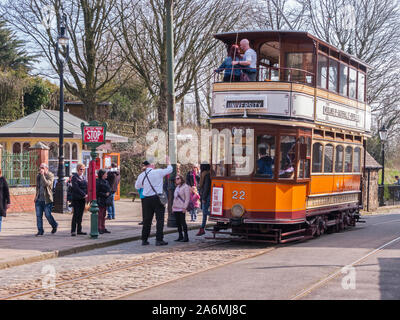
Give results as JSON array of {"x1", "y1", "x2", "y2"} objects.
[
  {"x1": 363, "y1": 169, "x2": 380, "y2": 212},
  {"x1": 8, "y1": 187, "x2": 36, "y2": 213},
  {"x1": 0, "y1": 137, "x2": 82, "y2": 157}
]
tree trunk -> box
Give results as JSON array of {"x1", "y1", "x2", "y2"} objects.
[
  {"x1": 180, "y1": 96, "x2": 185, "y2": 127},
  {"x1": 194, "y1": 77, "x2": 201, "y2": 127}
]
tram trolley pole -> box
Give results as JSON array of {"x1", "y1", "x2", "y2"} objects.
[{"x1": 81, "y1": 121, "x2": 107, "y2": 239}]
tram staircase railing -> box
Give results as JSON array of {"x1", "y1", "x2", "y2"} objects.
[{"x1": 214, "y1": 66, "x2": 315, "y2": 85}]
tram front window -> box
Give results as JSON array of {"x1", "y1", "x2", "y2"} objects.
[
  {"x1": 279, "y1": 136, "x2": 296, "y2": 179},
  {"x1": 256, "y1": 135, "x2": 275, "y2": 178}
]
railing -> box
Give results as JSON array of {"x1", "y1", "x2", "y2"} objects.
[
  {"x1": 1, "y1": 151, "x2": 38, "y2": 187},
  {"x1": 378, "y1": 185, "x2": 400, "y2": 206},
  {"x1": 214, "y1": 65, "x2": 315, "y2": 86}
]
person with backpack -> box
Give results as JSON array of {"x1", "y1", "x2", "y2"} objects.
[{"x1": 172, "y1": 174, "x2": 191, "y2": 242}]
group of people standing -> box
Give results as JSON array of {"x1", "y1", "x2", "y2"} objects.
[
  {"x1": 68, "y1": 162, "x2": 120, "y2": 236},
  {"x1": 216, "y1": 38, "x2": 257, "y2": 82},
  {"x1": 135, "y1": 159, "x2": 211, "y2": 246},
  {"x1": 0, "y1": 162, "x2": 120, "y2": 236}
]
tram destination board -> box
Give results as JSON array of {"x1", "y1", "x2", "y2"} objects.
[{"x1": 226, "y1": 100, "x2": 264, "y2": 109}]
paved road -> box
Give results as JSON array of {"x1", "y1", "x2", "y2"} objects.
[{"x1": 121, "y1": 213, "x2": 400, "y2": 300}]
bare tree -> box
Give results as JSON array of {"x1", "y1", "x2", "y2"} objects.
[
  {"x1": 297, "y1": 0, "x2": 400, "y2": 124},
  {"x1": 0, "y1": 0, "x2": 132, "y2": 120},
  {"x1": 114, "y1": 0, "x2": 249, "y2": 127},
  {"x1": 247, "y1": 0, "x2": 306, "y2": 30}
]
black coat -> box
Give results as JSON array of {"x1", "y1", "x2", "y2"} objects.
[
  {"x1": 71, "y1": 173, "x2": 88, "y2": 201},
  {"x1": 0, "y1": 176, "x2": 10, "y2": 217},
  {"x1": 96, "y1": 178, "x2": 111, "y2": 208},
  {"x1": 200, "y1": 172, "x2": 211, "y2": 201},
  {"x1": 186, "y1": 170, "x2": 200, "y2": 187}
]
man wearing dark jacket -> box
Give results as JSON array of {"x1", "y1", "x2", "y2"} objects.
[{"x1": 106, "y1": 163, "x2": 120, "y2": 219}]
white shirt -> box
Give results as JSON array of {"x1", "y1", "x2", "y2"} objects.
[
  {"x1": 135, "y1": 165, "x2": 173, "y2": 197},
  {"x1": 244, "y1": 48, "x2": 257, "y2": 69}
]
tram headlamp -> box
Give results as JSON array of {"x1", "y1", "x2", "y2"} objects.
[{"x1": 231, "y1": 204, "x2": 245, "y2": 218}]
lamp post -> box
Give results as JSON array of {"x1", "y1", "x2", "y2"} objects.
[
  {"x1": 53, "y1": 12, "x2": 70, "y2": 213},
  {"x1": 379, "y1": 125, "x2": 388, "y2": 206},
  {"x1": 166, "y1": 0, "x2": 177, "y2": 228}
]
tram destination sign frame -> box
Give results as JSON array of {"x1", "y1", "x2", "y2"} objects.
[
  {"x1": 226, "y1": 100, "x2": 264, "y2": 109},
  {"x1": 224, "y1": 95, "x2": 267, "y2": 110}
]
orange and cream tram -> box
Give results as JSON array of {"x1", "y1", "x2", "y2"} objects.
[{"x1": 208, "y1": 31, "x2": 371, "y2": 243}]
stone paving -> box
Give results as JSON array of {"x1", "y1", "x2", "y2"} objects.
[{"x1": 0, "y1": 198, "x2": 205, "y2": 269}]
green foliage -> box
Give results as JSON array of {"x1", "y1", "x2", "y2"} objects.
[
  {"x1": 23, "y1": 77, "x2": 51, "y2": 115},
  {"x1": 109, "y1": 78, "x2": 150, "y2": 123},
  {"x1": 0, "y1": 70, "x2": 25, "y2": 119},
  {"x1": 366, "y1": 135, "x2": 382, "y2": 164},
  {"x1": 0, "y1": 20, "x2": 33, "y2": 72}
]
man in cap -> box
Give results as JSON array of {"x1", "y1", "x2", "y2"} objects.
[{"x1": 135, "y1": 156, "x2": 172, "y2": 246}]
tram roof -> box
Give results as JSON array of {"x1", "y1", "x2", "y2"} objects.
[{"x1": 214, "y1": 30, "x2": 372, "y2": 69}]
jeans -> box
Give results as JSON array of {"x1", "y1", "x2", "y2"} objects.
[
  {"x1": 190, "y1": 208, "x2": 198, "y2": 221},
  {"x1": 201, "y1": 195, "x2": 211, "y2": 229},
  {"x1": 35, "y1": 200, "x2": 57, "y2": 232},
  {"x1": 107, "y1": 193, "x2": 115, "y2": 218}
]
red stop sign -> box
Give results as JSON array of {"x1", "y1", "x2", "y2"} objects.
[{"x1": 83, "y1": 126, "x2": 104, "y2": 143}]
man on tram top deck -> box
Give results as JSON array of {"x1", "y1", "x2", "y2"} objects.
[{"x1": 232, "y1": 38, "x2": 257, "y2": 81}]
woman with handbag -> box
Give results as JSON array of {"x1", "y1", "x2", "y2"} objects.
[
  {"x1": 96, "y1": 169, "x2": 112, "y2": 234},
  {"x1": 172, "y1": 174, "x2": 191, "y2": 242},
  {"x1": 0, "y1": 168, "x2": 11, "y2": 232}
]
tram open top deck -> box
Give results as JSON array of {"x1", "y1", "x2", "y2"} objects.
[{"x1": 211, "y1": 30, "x2": 371, "y2": 136}]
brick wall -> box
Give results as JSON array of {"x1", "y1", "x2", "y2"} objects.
[{"x1": 8, "y1": 187, "x2": 36, "y2": 213}]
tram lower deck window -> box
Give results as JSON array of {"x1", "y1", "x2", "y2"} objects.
[
  {"x1": 279, "y1": 136, "x2": 296, "y2": 179},
  {"x1": 256, "y1": 135, "x2": 275, "y2": 178}
]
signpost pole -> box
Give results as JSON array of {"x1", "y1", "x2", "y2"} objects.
[
  {"x1": 81, "y1": 121, "x2": 107, "y2": 239},
  {"x1": 89, "y1": 149, "x2": 99, "y2": 238}
]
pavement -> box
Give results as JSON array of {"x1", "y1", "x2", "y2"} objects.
[{"x1": 0, "y1": 198, "x2": 205, "y2": 270}]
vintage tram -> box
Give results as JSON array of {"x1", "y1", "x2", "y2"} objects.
[{"x1": 208, "y1": 30, "x2": 371, "y2": 243}]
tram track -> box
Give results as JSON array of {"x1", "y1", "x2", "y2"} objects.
[{"x1": 0, "y1": 239, "x2": 278, "y2": 300}]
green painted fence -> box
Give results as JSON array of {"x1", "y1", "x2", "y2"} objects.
[{"x1": 1, "y1": 151, "x2": 38, "y2": 187}]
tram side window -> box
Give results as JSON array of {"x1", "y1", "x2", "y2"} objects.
[
  {"x1": 256, "y1": 135, "x2": 275, "y2": 178},
  {"x1": 317, "y1": 55, "x2": 328, "y2": 89},
  {"x1": 335, "y1": 145, "x2": 344, "y2": 173},
  {"x1": 312, "y1": 142, "x2": 323, "y2": 173},
  {"x1": 345, "y1": 146, "x2": 353, "y2": 172},
  {"x1": 279, "y1": 136, "x2": 296, "y2": 179},
  {"x1": 324, "y1": 144, "x2": 334, "y2": 173},
  {"x1": 329, "y1": 59, "x2": 338, "y2": 92},
  {"x1": 298, "y1": 137, "x2": 311, "y2": 179},
  {"x1": 231, "y1": 129, "x2": 254, "y2": 176},
  {"x1": 349, "y1": 68, "x2": 357, "y2": 99},
  {"x1": 339, "y1": 63, "x2": 348, "y2": 96},
  {"x1": 353, "y1": 147, "x2": 361, "y2": 173},
  {"x1": 212, "y1": 129, "x2": 231, "y2": 177},
  {"x1": 358, "y1": 73, "x2": 365, "y2": 102}
]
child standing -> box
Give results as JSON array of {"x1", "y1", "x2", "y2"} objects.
[{"x1": 190, "y1": 186, "x2": 200, "y2": 222}]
